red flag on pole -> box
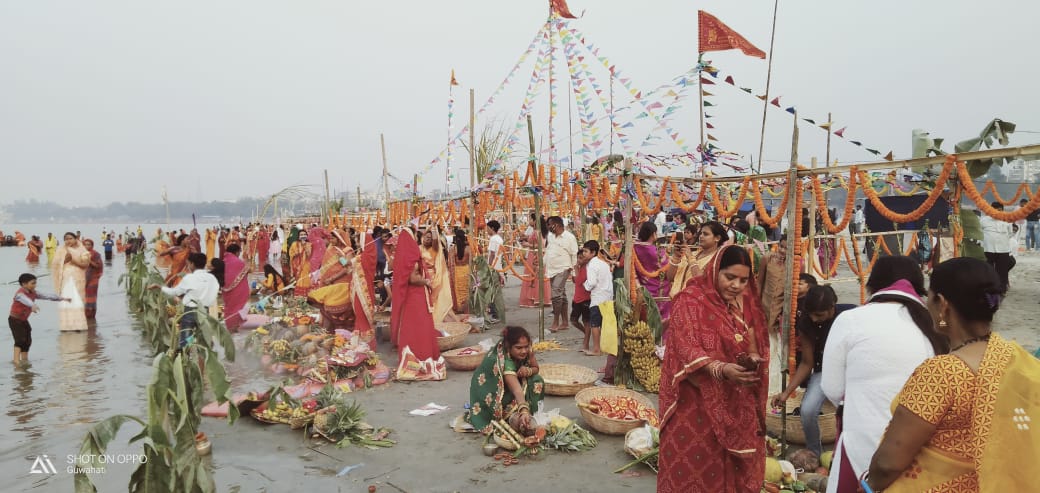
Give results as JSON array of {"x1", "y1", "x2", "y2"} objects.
[
  {"x1": 551, "y1": 0, "x2": 578, "y2": 19},
  {"x1": 698, "y1": 11, "x2": 766, "y2": 59}
]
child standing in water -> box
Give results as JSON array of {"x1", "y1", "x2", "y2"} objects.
[{"x1": 9, "y1": 273, "x2": 68, "y2": 365}]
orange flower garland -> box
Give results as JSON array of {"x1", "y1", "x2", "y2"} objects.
[
  {"x1": 706, "y1": 177, "x2": 751, "y2": 220},
  {"x1": 958, "y1": 161, "x2": 1040, "y2": 222},
  {"x1": 981, "y1": 180, "x2": 1032, "y2": 206},
  {"x1": 787, "y1": 180, "x2": 804, "y2": 372},
  {"x1": 751, "y1": 179, "x2": 790, "y2": 228},
  {"x1": 633, "y1": 177, "x2": 670, "y2": 215},
  {"x1": 670, "y1": 179, "x2": 707, "y2": 213},
  {"x1": 858, "y1": 155, "x2": 953, "y2": 223},
  {"x1": 810, "y1": 169, "x2": 858, "y2": 234}
]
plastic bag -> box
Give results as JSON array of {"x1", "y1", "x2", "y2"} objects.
[
  {"x1": 532, "y1": 407, "x2": 560, "y2": 428},
  {"x1": 477, "y1": 338, "x2": 495, "y2": 352}
]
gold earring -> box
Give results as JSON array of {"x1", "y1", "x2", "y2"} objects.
[{"x1": 938, "y1": 317, "x2": 948, "y2": 328}]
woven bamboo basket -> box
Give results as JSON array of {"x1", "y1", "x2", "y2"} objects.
[
  {"x1": 436, "y1": 322, "x2": 471, "y2": 351},
  {"x1": 575, "y1": 387, "x2": 657, "y2": 436},
  {"x1": 540, "y1": 363, "x2": 598, "y2": 396},
  {"x1": 442, "y1": 346, "x2": 488, "y2": 371},
  {"x1": 289, "y1": 413, "x2": 314, "y2": 430},
  {"x1": 765, "y1": 391, "x2": 838, "y2": 445}
]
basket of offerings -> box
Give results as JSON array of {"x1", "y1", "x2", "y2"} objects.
[
  {"x1": 765, "y1": 391, "x2": 838, "y2": 445},
  {"x1": 575, "y1": 387, "x2": 659, "y2": 436},
  {"x1": 442, "y1": 346, "x2": 488, "y2": 371},
  {"x1": 540, "y1": 363, "x2": 598, "y2": 396},
  {"x1": 436, "y1": 322, "x2": 471, "y2": 351}
]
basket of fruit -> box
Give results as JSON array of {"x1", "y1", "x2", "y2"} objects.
[
  {"x1": 766, "y1": 391, "x2": 838, "y2": 445},
  {"x1": 575, "y1": 387, "x2": 659, "y2": 436},
  {"x1": 442, "y1": 345, "x2": 488, "y2": 371},
  {"x1": 540, "y1": 363, "x2": 598, "y2": 396}
]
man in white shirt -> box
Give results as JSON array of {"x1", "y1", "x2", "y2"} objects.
[
  {"x1": 485, "y1": 220, "x2": 504, "y2": 322},
  {"x1": 980, "y1": 202, "x2": 1015, "y2": 292},
  {"x1": 582, "y1": 241, "x2": 615, "y2": 382},
  {"x1": 150, "y1": 253, "x2": 220, "y2": 349},
  {"x1": 851, "y1": 204, "x2": 865, "y2": 235},
  {"x1": 544, "y1": 216, "x2": 579, "y2": 331}
]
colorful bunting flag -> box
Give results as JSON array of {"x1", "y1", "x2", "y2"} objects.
[
  {"x1": 700, "y1": 77, "x2": 715, "y2": 85},
  {"x1": 803, "y1": 118, "x2": 816, "y2": 124},
  {"x1": 770, "y1": 97, "x2": 781, "y2": 107},
  {"x1": 785, "y1": 106, "x2": 796, "y2": 114},
  {"x1": 850, "y1": 141, "x2": 862, "y2": 146},
  {"x1": 707, "y1": 134, "x2": 719, "y2": 141},
  {"x1": 883, "y1": 151, "x2": 894, "y2": 161},
  {"x1": 724, "y1": 75, "x2": 735, "y2": 85},
  {"x1": 705, "y1": 122, "x2": 715, "y2": 129},
  {"x1": 865, "y1": 148, "x2": 881, "y2": 155},
  {"x1": 834, "y1": 127, "x2": 846, "y2": 137},
  {"x1": 741, "y1": 87, "x2": 753, "y2": 93},
  {"x1": 702, "y1": 90, "x2": 714, "y2": 97},
  {"x1": 703, "y1": 101, "x2": 715, "y2": 107}
]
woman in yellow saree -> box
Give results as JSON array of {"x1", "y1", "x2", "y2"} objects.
[
  {"x1": 450, "y1": 228, "x2": 471, "y2": 314},
  {"x1": 421, "y1": 228, "x2": 460, "y2": 323},
  {"x1": 866, "y1": 257, "x2": 1039, "y2": 492},
  {"x1": 308, "y1": 230, "x2": 355, "y2": 332}
]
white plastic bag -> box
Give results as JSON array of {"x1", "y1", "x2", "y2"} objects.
[
  {"x1": 477, "y1": 338, "x2": 495, "y2": 352},
  {"x1": 532, "y1": 407, "x2": 560, "y2": 428}
]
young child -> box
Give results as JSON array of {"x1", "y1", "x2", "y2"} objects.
[
  {"x1": 9, "y1": 273, "x2": 68, "y2": 364},
  {"x1": 566, "y1": 243, "x2": 594, "y2": 351}
]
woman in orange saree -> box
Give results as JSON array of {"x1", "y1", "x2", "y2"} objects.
[
  {"x1": 518, "y1": 216, "x2": 551, "y2": 308},
  {"x1": 26, "y1": 236, "x2": 43, "y2": 264},
  {"x1": 159, "y1": 234, "x2": 191, "y2": 287},
  {"x1": 658, "y1": 245, "x2": 769, "y2": 493},
  {"x1": 308, "y1": 231, "x2": 355, "y2": 332},
  {"x1": 52, "y1": 232, "x2": 90, "y2": 332},
  {"x1": 866, "y1": 258, "x2": 1039, "y2": 492},
  {"x1": 289, "y1": 231, "x2": 313, "y2": 296},
  {"x1": 154, "y1": 229, "x2": 171, "y2": 269},
  {"x1": 351, "y1": 236, "x2": 379, "y2": 348}
]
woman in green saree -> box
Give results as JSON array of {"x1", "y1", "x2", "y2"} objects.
[{"x1": 468, "y1": 326, "x2": 545, "y2": 435}]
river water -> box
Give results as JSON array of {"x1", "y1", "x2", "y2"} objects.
[{"x1": 0, "y1": 223, "x2": 225, "y2": 491}]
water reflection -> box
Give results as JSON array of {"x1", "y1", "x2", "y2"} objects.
[{"x1": 8, "y1": 365, "x2": 44, "y2": 439}]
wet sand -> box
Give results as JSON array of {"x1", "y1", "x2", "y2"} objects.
[{"x1": 1, "y1": 245, "x2": 1037, "y2": 492}]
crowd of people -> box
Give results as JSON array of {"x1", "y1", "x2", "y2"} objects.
[{"x1": 7, "y1": 211, "x2": 1037, "y2": 492}]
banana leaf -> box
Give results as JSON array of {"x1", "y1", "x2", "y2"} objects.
[{"x1": 469, "y1": 256, "x2": 505, "y2": 324}]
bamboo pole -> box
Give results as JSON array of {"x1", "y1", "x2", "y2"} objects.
[
  {"x1": 527, "y1": 114, "x2": 546, "y2": 340},
  {"x1": 469, "y1": 89, "x2": 476, "y2": 190},
  {"x1": 323, "y1": 169, "x2": 331, "y2": 228},
  {"x1": 755, "y1": 0, "x2": 781, "y2": 175},
  {"x1": 779, "y1": 109, "x2": 800, "y2": 456},
  {"x1": 381, "y1": 133, "x2": 390, "y2": 219},
  {"x1": 809, "y1": 156, "x2": 818, "y2": 279}
]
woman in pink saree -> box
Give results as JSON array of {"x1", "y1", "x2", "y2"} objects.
[{"x1": 221, "y1": 243, "x2": 251, "y2": 332}]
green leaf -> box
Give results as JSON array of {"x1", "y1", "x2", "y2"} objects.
[{"x1": 74, "y1": 415, "x2": 145, "y2": 493}]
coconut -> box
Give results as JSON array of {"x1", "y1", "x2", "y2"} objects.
[{"x1": 787, "y1": 448, "x2": 820, "y2": 472}]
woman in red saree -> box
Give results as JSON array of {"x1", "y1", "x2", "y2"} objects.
[
  {"x1": 658, "y1": 245, "x2": 769, "y2": 493},
  {"x1": 518, "y1": 215, "x2": 551, "y2": 308},
  {"x1": 389, "y1": 227, "x2": 441, "y2": 361},
  {"x1": 221, "y1": 243, "x2": 251, "y2": 332},
  {"x1": 257, "y1": 226, "x2": 271, "y2": 271},
  {"x1": 26, "y1": 236, "x2": 43, "y2": 264},
  {"x1": 83, "y1": 238, "x2": 104, "y2": 320}
]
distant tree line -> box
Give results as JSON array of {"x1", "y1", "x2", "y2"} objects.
[{"x1": 3, "y1": 197, "x2": 324, "y2": 223}]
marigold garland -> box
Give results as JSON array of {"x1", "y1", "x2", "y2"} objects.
[
  {"x1": 751, "y1": 179, "x2": 790, "y2": 228},
  {"x1": 858, "y1": 155, "x2": 953, "y2": 223},
  {"x1": 811, "y1": 169, "x2": 858, "y2": 234},
  {"x1": 634, "y1": 178, "x2": 669, "y2": 215},
  {"x1": 787, "y1": 180, "x2": 804, "y2": 372},
  {"x1": 982, "y1": 180, "x2": 1033, "y2": 205},
  {"x1": 958, "y1": 161, "x2": 1040, "y2": 222},
  {"x1": 707, "y1": 177, "x2": 751, "y2": 220}
]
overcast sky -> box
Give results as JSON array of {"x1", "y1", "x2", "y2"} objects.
[{"x1": 1, "y1": 0, "x2": 1037, "y2": 207}]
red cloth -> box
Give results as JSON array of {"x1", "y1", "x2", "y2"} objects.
[
  {"x1": 572, "y1": 263, "x2": 590, "y2": 303},
  {"x1": 698, "y1": 10, "x2": 766, "y2": 59},
  {"x1": 352, "y1": 237, "x2": 379, "y2": 349},
  {"x1": 389, "y1": 229, "x2": 440, "y2": 361},
  {"x1": 221, "y1": 252, "x2": 250, "y2": 331},
  {"x1": 657, "y1": 245, "x2": 769, "y2": 493},
  {"x1": 10, "y1": 287, "x2": 35, "y2": 321},
  {"x1": 84, "y1": 249, "x2": 103, "y2": 319}
]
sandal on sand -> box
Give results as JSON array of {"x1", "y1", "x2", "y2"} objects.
[{"x1": 583, "y1": 350, "x2": 603, "y2": 356}]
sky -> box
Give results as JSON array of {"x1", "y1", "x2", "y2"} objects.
[{"x1": 1, "y1": 0, "x2": 1038, "y2": 207}]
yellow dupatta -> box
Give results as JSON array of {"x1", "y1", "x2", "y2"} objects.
[{"x1": 886, "y1": 335, "x2": 1040, "y2": 492}]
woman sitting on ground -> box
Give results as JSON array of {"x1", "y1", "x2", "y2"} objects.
[
  {"x1": 467, "y1": 326, "x2": 544, "y2": 437},
  {"x1": 258, "y1": 263, "x2": 286, "y2": 295},
  {"x1": 866, "y1": 257, "x2": 1039, "y2": 491},
  {"x1": 770, "y1": 285, "x2": 856, "y2": 459}
]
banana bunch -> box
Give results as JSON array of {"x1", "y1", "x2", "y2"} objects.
[
  {"x1": 623, "y1": 321, "x2": 661, "y2": 392},
  {"x1": 259, "y1": 401, "x2": 299, "y2": 423}
]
